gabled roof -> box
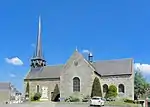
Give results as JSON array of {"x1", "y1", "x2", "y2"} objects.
[{"x1": 25, "y1": 58, "x2": 133, "y2": 80}]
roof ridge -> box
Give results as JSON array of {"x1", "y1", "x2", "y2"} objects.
[
  {"x1": 93, "y1": 58, "x2": 133, "y2": 63},
  {"x1": 46, "y1": 64, "x2": 64, "y2": 67}
]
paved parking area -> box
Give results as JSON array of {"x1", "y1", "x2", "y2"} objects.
[
  {"x1": 0, "y1": 102, "x2": 126, "y2": 107},
  {"x1": 55, "y1": 103, "x2": 90, "y2": 107},
  {"x1": 0, "y1": 102, "x2": 55, "y2": 107}
]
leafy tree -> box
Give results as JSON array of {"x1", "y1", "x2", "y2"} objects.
[
  {"x1": 51, "y1": 84, "x2": 60, "y2": 101},
  {"x1": 91, "y1": 77, "x2": 102, "y2": 97},
  {"x1": 105, "y1": 85, "x2": 117, "y2": 98},
  {"x1": 134, "y1": 69, "x2": 150, "y2": 99}
]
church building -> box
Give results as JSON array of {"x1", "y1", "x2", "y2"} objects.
[{"x1": 24, "y1": 17, "x2": 134, "y2": 101}]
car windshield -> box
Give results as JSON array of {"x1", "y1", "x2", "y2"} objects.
[{"x1": 92, "y1": 98, "x2": 100, "y2": 100}]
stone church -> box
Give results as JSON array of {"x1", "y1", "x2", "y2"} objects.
[{"x1": 24, "y1": 17, "x2": 134, "y2": 101}]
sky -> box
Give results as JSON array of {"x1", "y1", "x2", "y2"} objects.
[{"x1": 0, "y1": 0, "x2": 150, "y2": 92}]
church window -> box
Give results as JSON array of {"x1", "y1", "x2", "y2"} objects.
[
  {"x1": 73, "y1": 77, "x2": 80, "y2": 92},
  {"x1": 74, "y1": 60, "x2": 78, "y2": 66},
  {"x1": 41, "y1": 63, "x2": 43, "y2": 66},
  {"x1": 103, "y1": 84, "x2": 108, "y2": 93},
  {"x1": 118, "y1": 84, "x2": 125, "y2": 93},
  {"x1": 36, "y1": 85, "x2": 40, "y2": 93}
]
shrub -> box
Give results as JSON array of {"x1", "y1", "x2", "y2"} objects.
[
  {"x1": 91, "y1": 77, "x2": 102, "y2": 97},
  {"x1": 65, "y1": 96, "x2": 80, "y2": 102},
  {"x1": 51, "y1": 84, "x2": 60, "y2": 101},
  {"x1": 105, "y1": 85, "x2": 117, "y2": 98},
  {"x1": 64, "y1": 97, "x2": 71, "y2": 102},
  {"x1": 30, "y1": 96, "x2": 34, "y2": 101},
  {"x1": 124, "y1": 98, "x2": 141, "y2": 104},
  {"x1": 31, "y1": 92, "x2": 41, "y2": 101},
  {"x1": 25, "y1": 82, "x2": 30, "y2": 97},
  {"x1": 124, "y1": 98, "x2": 134, "y2": 103},
  {"x1": 82, "y1": 95, "x2": 91, "y2": 102}
]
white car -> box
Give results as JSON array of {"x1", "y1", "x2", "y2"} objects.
[{"x1": 90, "y1": 96, "x2": 105, "y2": 106}]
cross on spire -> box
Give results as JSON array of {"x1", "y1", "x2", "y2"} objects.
[{"x1": 76, "y1": 46, "x2": 78, "y2": 51}]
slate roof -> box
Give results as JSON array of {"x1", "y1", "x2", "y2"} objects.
[
  {"x1": 25, "y1": 58, "x2": 133, "y2": 80},
  {"x1": 25, "y1": 65, "x2": 63, "y2": 79},
  {"x1": 93, "y1": 58, "x2": 133, "y2": 76},
  {"x1": 0, "y1": 82, "x2": 11, "y2": 90}
]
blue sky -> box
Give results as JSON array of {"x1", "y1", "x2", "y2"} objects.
[{"x1": 0, "y1": 0, "x2": 150, "y2": 92}]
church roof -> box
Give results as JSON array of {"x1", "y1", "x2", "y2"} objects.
[
  {"x1": 0, "y1": 82, "x2": 11, "y2": 90},
  {"x1": 93, "y1": 58, "x2": 133, "y2": 76},
  {"x1": 25, "y1": 65, "x2": 63, "y2": 79},
  {"x1": 25, "y1": 58, "x2": 133, "y2": 80}
]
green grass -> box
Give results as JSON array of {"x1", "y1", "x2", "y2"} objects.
[{"x1": 105, "y1": 101, "x2": 141, "y2": 107}]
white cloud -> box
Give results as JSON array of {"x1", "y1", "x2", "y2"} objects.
[
  {"x1": 5, "y1": 57, "x2": 23, "y2": 66},
  {"x1": 134, "y1": 63, "x2": 150, "y2": 74},
  {"x1": 9, "y1": 73, "x2": 16, "y2": 78}
]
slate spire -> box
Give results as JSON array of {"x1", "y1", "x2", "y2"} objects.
[{"x1": 30, "y1": 16, "x2": 46, "y2": 68}]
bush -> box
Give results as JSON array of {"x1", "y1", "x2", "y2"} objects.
[
  {"x1": 31, "y1": 92, "x2": 41, "y2": 101},
  {"x1": 124, "y1": 98, "x2": 134, "y2": 103},
  {"x1": 82, "y1": 95, "x2": 91, "y2": 102},
  {"x1": 25, "y1": 81, "x2": 30, "y2": 99},
  {"x1": 124, "y1": 98, "x2": 141, "y2": 104},
  {"x1": 91, "y1": 77, "x2": 102, "y2": 97},
  {"x1": 30, "y1": 96, "x2": 34, "y2": 101},
  {"x1": 105, "y1": 85, "x2": 117, "y2": 98},
  {"x1": 51, "y1": 84, "x2": 60, "y2": 101},
  {"x1": 26, "y1": 82, "x2": 29, "y2": 94},
  {"x1": 65, "y1": 96, "x2": 80, "y2": 102}
]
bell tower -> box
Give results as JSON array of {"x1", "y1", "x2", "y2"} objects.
[{"x1": 30, "y1": 16, "x2": 46, "y2": 68}]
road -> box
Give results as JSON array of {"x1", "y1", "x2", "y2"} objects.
[{"x1": 0, "y1": 102, "x2": 130, "y2": 107}]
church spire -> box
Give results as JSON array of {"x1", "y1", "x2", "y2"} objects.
[
  {"x1": 30, "y1": 16, "x2": 46, "y2": 68},
  {"x1": 35, "y1": 16, "x2": 42, "y2": 58}
]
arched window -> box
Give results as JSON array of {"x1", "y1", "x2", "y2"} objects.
[
  {"x1": 73, "y1": 77, "x2": 80, "y2": 92},
  {"x1": 36, "y1": 85, "x2": 40, "y2": 93},
  {"x1": 118, "y1": 84, "x2": 125, "y2": 93},
  {"x1": 103, "y1": 84, "x2": 108, "y2": 93}
]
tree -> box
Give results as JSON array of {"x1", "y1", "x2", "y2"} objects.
[
  {"x1": 91, "y1": 77, "x2": 102, "y2": 97},
  {"x1": 134, "y1": 69, "x2": 150, "y2": 99},
  {"x1": 25, "y1": 81, "x2": 30, "y2": 97},
  {"x1": 105, "y1": 85, "x2": 117, "y2": 98},
  {"x1": 51, "y1": 84, "x2": 60, "y2": 101}
]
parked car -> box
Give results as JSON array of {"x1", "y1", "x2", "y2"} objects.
[{"x1": 90, "y1": 96, "x2": 105, "y2": 106}]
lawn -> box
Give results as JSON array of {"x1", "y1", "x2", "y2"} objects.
[{"x1": 105, "y1": 101, "x2": 141, "y2": 107}]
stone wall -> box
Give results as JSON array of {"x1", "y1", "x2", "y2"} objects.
[
  {"x1": 101, "y1": 74, "x2": 134, "y2": 100},
  {"x1": 24, "y1": 79, "x2": 60, "y2": 101},
  {"x1": 60, "y1": 51, "x2": 95, "y2": 100},
  {"x1": 0, "y1": 90, "x2": 10, "y2": 103}
]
